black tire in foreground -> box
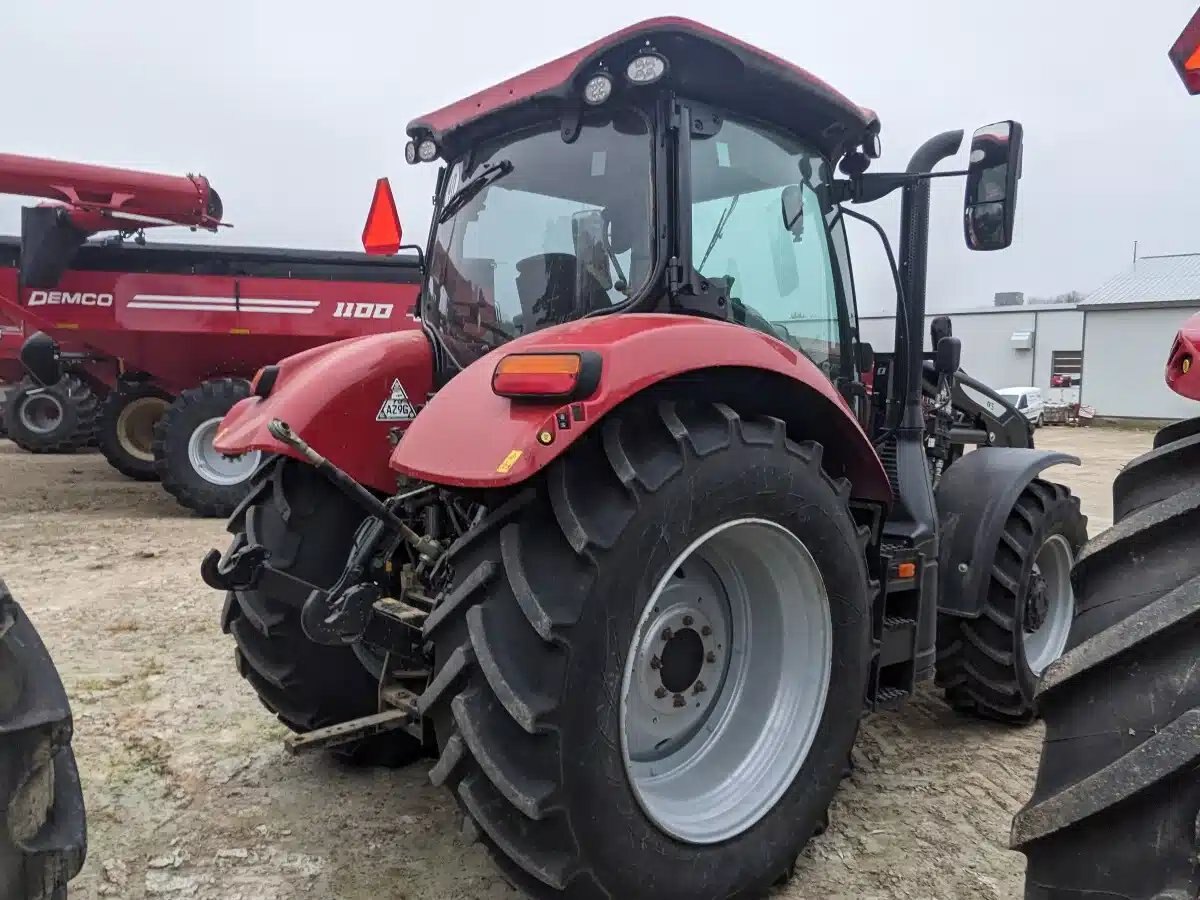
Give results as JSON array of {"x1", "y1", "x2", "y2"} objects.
[
  {"x1": 418, "y1": 400, "x2": 871, "y2": 899},
  {"x1": 221, "y1": 457, "x2": 424, "y2": 767},
  {"x1": 2, "y1": 377, "x2": 98, "y2": 454},
  {"x1": 154, "y1": 378, "x2": 259, "y2": 517},
  {"x1": 0, "y1": 580, "x2": 86, "y2": 900},
  {"x1": 935, "y1": 479, "x2": 1087, "y2": 723},
  {"x1": 1012, "y1": 417, "x2": 1200, "y2": 898},
  {"x1": 97, "y1": 383, "x2": 172, "y2": 481}
]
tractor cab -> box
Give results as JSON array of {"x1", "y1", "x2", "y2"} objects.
[{"x1": 371, "y1": 18, "x2": 883, "y2": 387}]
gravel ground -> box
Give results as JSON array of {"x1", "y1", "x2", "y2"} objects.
[{"x1": 0, "y1": 425, "x2": 1152, "y2": 900}]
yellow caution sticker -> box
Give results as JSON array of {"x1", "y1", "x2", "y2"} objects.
[{"x1": 496, "y1": 449, "x2": 523, "y2": 474}]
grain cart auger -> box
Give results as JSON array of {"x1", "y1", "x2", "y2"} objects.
[
  {"x1": 202, "y1": 17, "x2": 1085, "y2": 897},
  {"x1": 1010, "y1": 10, "x2": 1200, "y2": 897}
]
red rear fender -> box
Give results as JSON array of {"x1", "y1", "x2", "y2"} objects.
[
  {"x1": 391, "y1": 314, "x2": 891, "y2": 505},
  {"x1": 214, "y1": 330, "x2": 434, "y2": 492}
]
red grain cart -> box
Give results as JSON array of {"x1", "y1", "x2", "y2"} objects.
[{"x1": 1, "y1": 236, "x2": 420, "y2": 515}]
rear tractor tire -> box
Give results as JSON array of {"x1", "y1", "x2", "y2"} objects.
[
  {"x1": 154, "y1": 378, "x2": 260, "y2": 517},
  {"x1": 935, "y1": 479, "x2": 1087, "y2": 723},
  {"x1": 0, "y1": 580, "x2": 87, "y2": 899},
  {"x1": 1013, "y1": 416, "x2": 1200, "y2": 897},
  {"x1": 2, "y1": 376, "x2": 98, "y2": 454},
  {"x1": 418, "y1": 400, "x2": 872, "y2": 899},
  {"x1": 97, "y1": 382, "x2": 172, "y2": 481},
  {"x1": 221, "y1": 457, "x2": 424, "y2": 768}
]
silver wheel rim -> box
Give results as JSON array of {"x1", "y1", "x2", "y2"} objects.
[
  {"x1": 619, "y1": 518, "x2": 832, "y2": 845},
  {"x1": 1023, "y1": 533, "x2": 1075, "y2": 675},
  {"x1": 116, "y1": 396, "x2": 169, "y2": 463},
  {"x1": 186, "y1": 417, "x2": 261, "y2": 486},
  {"x1": 18, "y1": 393, "x2": 64, "y2": 435}
]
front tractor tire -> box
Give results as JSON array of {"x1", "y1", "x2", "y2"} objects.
[
  {"x1": 3, "y1": 376, "x2": 98, "y2": 454},
  {"x1": 221, "y1": 458, "x2": 423, "y2": 767},
  {"x1": 97, "y1": 382, "x2": 172, "y2": 481},
  {"x1": 154, "y1": 378, "x2": 260, "y2": 517},
  {"x1": 419, "y1": 401, "x2": 872, "y2": 900},
  {"x1": 936, "y1": 479, "x2": 1087, "y2": 723}
]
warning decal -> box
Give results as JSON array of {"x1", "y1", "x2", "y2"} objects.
[{"x1": 376, "y1": 379, "x2": 417, "y2": 422}]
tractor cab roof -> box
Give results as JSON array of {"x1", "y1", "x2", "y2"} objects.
[{"x1": 406, "y1": 17, "x2": 879, "y2": 162}]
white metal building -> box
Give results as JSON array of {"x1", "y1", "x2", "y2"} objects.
[{"x1": 858, "y1": 252, "x2": 1200, "y2": 421}]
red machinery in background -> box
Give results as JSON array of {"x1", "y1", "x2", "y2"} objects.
[{"x1": 1, "y1": 152, "x2": 421, "y2": 516}]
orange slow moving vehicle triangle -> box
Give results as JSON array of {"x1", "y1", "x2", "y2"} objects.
[{"x1": 362, "y1": 177, "x2": 403, "y2": 255}]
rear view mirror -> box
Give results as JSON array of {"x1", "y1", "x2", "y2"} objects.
[
  {"x1": 963, "y1": 121, "x2": 1023, "y2": 251},
  {"x1": 780, "y1": 185, "x2": 805, "y2": 238},
  {"x1": 935, "y1": 336, "x2": 962, "y2": 375},
  {"x1": 571, "y1": 210, "x2": 614, "y2": 292}
]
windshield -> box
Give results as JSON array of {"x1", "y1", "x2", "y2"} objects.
[
  {"x1": 689, "y1": 116, "x2": 848, "y2": 375},
  {"x1": 424, "y1": 108, "x2": 655, "y2": 366}
]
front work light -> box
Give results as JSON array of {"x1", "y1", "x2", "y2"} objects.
[
  {"x1": 583, "y1": 73, "x2": 614, "y2": 105},
  {"x1": 492, "y1": 351, "x2": 601, "y2": 401},
  {"x1": 405, "y1": 141, "x2": 418, "y2": 164},
  {"x1": 626, "y1": 52, "x2": 667, "y2": 85},
  {"x1": 418, "y1": 139, "x2": 439, "y2": 162}
]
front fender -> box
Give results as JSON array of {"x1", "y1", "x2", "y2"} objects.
[
  {"x1": 935, "y1": 447, "x2": 1079, "y2": 617},
  {"x1": 391, "y1": 314, "x2": 891, "y2": 504},
  {"x1": 213, "y1": 330, "x2": 433, "y2": 492}
]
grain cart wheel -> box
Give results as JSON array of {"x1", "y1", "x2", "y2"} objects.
[
  {"x1": 1012, "y1": 423, "x2": 1200, "y2": 898},
  {"x1": 221, "y1": 457, "x2": 423, "y2": 767},
  {"x1": 2, "y1": 376, "x2": 98, "y2": 454},
  {"x1": 418, "y1": 401, "x2": 871, "y2": 900},
  {"x1": 0, "y1": 580, "x2": 86, "y2": 899},
  {"x1": 154, "y1": 378, "x2": 261, "y2": 517},
  {"x1": 936, "y1": 479, "x2": 1087, "y2": 723},
  {"x1": 97, "y1": 383, "x2": 171, "y2": 481}
]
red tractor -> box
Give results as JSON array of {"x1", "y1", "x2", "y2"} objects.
[
  {"x1": 204, "y1": 19, "x2": 1086, "y2": 897},
  {"x1": 1010, "y1": 13, "x2": 1200, "y2": 897}
]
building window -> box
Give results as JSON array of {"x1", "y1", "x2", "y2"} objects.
[{"x1": 1051, "y1": 350, "x2": 1083, "y2": 386}]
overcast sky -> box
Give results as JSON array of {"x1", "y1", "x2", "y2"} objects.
[{"x1": 4, "y1": 0, "x2": 1199, "y2": 314}]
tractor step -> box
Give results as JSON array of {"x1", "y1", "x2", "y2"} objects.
[
  {"x1": 874, "y1": 686, "x2": 910, "y2": 710},
  {"x1": 284, "y1": 686, "x2": 423, "y2": 755}
]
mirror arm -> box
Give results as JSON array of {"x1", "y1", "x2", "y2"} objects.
[
  {"x1": 397, "y1": 243, "x2": 425, "y2": 273},
  {"x1": 834, "y1": 169, "x2": 971, "y2": 205}
]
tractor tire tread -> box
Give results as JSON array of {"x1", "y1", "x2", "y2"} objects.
[
  {"x1": 222, "y1": 457, "x2": 423, "y2": 766},
  {"x1": 936, "y1": 480, "x2": 1086, "y2": 724},
  {"x1": 419, "y1": 399, "x2": 863, "y2": 899},
  {"x1": 0, "y1": 581, "x2": 86, "y2": 899}
]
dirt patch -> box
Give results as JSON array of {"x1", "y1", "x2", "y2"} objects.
[{"x1": 0, "y1": 424, "x2": 1151, "y2": 899}]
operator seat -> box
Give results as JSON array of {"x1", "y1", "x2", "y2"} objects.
[{"x1": 515, "y1": 252, "x2": 610, "y2": 330}]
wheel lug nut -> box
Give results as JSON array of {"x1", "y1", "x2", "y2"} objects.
[
  {"x1": 655, "y1": 687, "x2": 667, "y2": 699},
  {"x1": 706, "y1": 651, "x2": 717, "y2": 664},
  {"x1": 672, "y1": 693, "x2": 687, "y2": 708},
  {"x1": 650, "y1": 655, "x2": 662, "y2": 670},
  {"x1": 701, "y1": 625, "x2": 712, "y2": 637},
  {"x1": 682, "y1": 615, "x2": 694, "y2": 627},
  {"x1": 661, "y1": 627, "x2": 673, "y2": 642},
  {"x1": 693, "y1": 681, "x2": 706, "y2": 695}
]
